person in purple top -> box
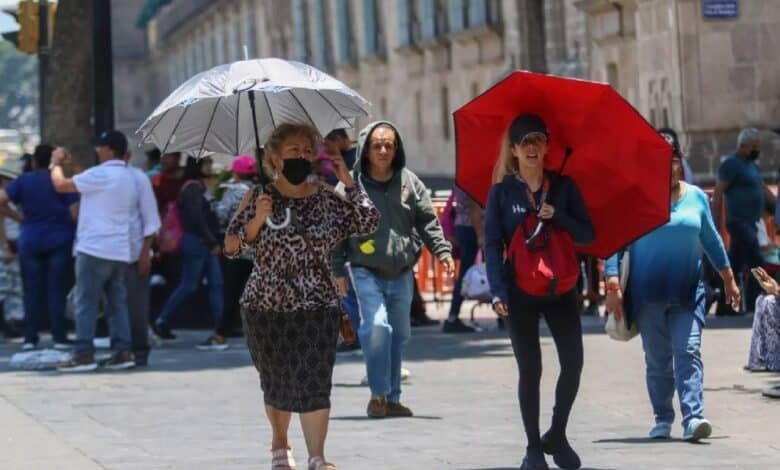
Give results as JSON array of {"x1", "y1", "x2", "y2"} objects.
[{"x1": 0, "y1": 144, "x2": 79, "y2": 350}]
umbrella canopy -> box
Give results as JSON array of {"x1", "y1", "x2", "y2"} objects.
[
  {"x1": 454, "y1": 70, "x2": 672, "y2": 258},
  {"x1": 137, "y1": 58, "x2": 370, "y2": 156}
]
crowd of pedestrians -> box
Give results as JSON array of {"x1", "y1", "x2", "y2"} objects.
[{"x1": 1, "y1": 116, "x2": 780, "y2": 469}]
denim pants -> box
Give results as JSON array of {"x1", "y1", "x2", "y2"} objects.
[
  {"x1": 351, "y1": 267, "x2": 414, "y2": 402},
  {"x1": 342, "y1": 276, "x2": 360, "y2": 341},
  {"x1": 635, "y1": 301, "x2": 705, "y2": 429},
  {"x1": 726, "y1": 219, "x2": 762, "y2": 311},
  {"x1": 20, "y1": 246, "x2": 71, "y2": 344},
  {"x1": 157, "y1": 233, "x2": 223, "y2": 326},
  {"x1": 74, "y1": 253, "x2": 132, "y2": 358},
  {"x1": 448, "y1": 225, "x2": 479, "y2": 321}
]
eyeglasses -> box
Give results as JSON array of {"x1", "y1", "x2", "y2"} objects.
[
  {"x1": 370, "y1": 141, "x2": 396, "y2": 151},
  {"x1": 518, "y1": 133, "x2": 548, "y2": 147}
]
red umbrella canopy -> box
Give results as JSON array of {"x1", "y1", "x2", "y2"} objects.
[{"x1": 454, "y1": 70, "x2": 672, "y2": 258}]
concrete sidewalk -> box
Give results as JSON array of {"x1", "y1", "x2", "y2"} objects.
[{"x1": 0, "y1": 308, "x2": 778, "y2": 469}]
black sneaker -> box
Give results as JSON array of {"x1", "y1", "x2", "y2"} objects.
[
  {"x1": 196, "y1": 335, "x2": 229, "y2": 351},
  {"x1": 541, "y1": 432, "x2": 581, "y2": 470},
  {"x1": 520, "y1": 447, "x2": 550, "y2": 470},
  {"x1": 101, "y1": 351, "x2": 136, "y2": 370},
  {"x1": 57, "y1": 354, "x2": 98, "y2": 373},
  {"x1": 442, "y1": 318, "x2": 476, "y2": 333},
  {"x1": 336, "y1": 341, "x2": 361, "y2": 354},
  {"x1": 152, "y1": 321, "x2": 176, "y2": 340}
]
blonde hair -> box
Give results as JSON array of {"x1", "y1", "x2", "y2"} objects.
[
  {"x1": 493, "y1": 129, "x2": 517, "y2": 183},
  {"x1": 262, "y1": 123, "x2": 320, "y2": 178}
]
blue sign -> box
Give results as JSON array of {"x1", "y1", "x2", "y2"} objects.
[{"x1": 702, "y1": 0, "x2": 739, "y2": 19}]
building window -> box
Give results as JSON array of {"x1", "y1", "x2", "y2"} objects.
[
  {"x1": 363, "y1": 0, "x2": 386, "y2": 57},
  {"x1": 448, "y1": 0, "x2": 494, "y2": 33},
  {"x1": 313, "y1": 0, "x2": 332, "y2": 69},
  {"x1": 337, "y1": 0, "x2": 357, "y2": 63},
  {"x1": 293, "y1": 0, "x2": 312, "y2": 63},
  {"x1": 441, "y1": 86, "x2": 450, "y2": 140},
  {"x1": 398, "y1": 0, "x2": 421, "y2": 47}
]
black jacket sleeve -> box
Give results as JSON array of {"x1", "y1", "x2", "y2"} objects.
[{"x1": 181, "y1": 184, "x2": 219, "y2": 249}]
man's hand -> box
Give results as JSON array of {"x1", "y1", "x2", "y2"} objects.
[
  {"x1": 138, "y1": 252, "x2": 152, "y2": 276},
  {"x1": 441, "y1": 256, "x2": 456, "y2": 275},
  {"x1": 605, "y1": 277, "x2": 624, "y2": 321},
  {"x1": 51, "y1": 147, "x2": 71, "y2": 166},
  {"x1": 538, "y1": 203, "x2": 555, "y2": 220}
]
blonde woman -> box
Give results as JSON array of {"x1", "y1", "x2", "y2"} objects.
[
  {"x1": 484, "y1": 114, "x2": 594, "y2": 470},
  {"x1": 224, "y1": 123, "x2": 379, "y2": 470}
]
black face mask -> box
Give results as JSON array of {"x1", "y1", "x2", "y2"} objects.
[
  {"x1": 748, "y1": 150, "x2": 760, "y2": 161},
  {"x1": 281, "y1": 157, "x2": 311, "y2": 185}
]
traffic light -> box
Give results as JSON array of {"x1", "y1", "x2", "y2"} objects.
[
  {"x1": 1, "y1": 1, "x2": 57, "y2": 55},
  {"x1": 17, "y1": 0, "x2": 39, "y2": 54}
]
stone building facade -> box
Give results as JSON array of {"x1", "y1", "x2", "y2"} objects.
[
  {"x1": 578, "y1": 0, "x2": 780, "y2": 180},
  {"x1": 114, "y1": 0, "x2": 780, "y2": 182}
]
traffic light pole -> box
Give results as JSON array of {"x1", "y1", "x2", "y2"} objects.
[
  {"x1": 92, "y1": 0, "x2": 114, "y2": 137},
  {"x1": 38, "y1": 0, "x2": 48, "y2": 134}
]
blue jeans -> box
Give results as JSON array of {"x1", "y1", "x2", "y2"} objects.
[
  {"x1": 74, "y1": 253, "x2": 132, "y2": 357},
  {"x1": 726, "y1": 220, "x2": 762, "y2": 311},
  {"x1": 351, "y1": 267, "x2": 414, "y2": 402},
  {"x1": 20, "y1": 246, "x2": 71, "y2": 344},
  {"x1": 342, "y1": 276, "x2": 360, "y2": 342},
  {"x1": 448, "y1": 225, "x2": 479, "y2": 321},
  {"x1": 635, "y1": 301, "x2": 705, "y2": 429},
  {"x1": 157, "y1": 233, "x2": 223, "y2": 326}
]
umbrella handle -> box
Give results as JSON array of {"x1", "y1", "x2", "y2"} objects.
[{"x1": 265, "y1": 207, "x2": 291, "y2": 230}]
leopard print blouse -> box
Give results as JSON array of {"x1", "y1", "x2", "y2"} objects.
[{"x1": 226, "y1": 183, "x2": 380, "y2": 313}]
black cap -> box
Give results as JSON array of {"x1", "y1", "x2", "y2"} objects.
[
  {"x1": 658, "y1": 127, "x2": 681, "y2": 157},
  {"x1": 508, "y1": 114, "x2": 548, "y2": 145},
  {"x1": 95, "y1": 130, "x2": 128, "y2": 156}
]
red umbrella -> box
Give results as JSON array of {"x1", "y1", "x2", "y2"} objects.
[{"x1": 453, "y1": 70, "x2": 672, "y2": 258}]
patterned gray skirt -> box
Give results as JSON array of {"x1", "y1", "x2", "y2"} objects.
[{"x1": 241, "y1": 306, "x2": 341, "y2": 413}]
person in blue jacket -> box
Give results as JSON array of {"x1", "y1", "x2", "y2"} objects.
[
  {"x1": 484, "y1": 114, "x2": 594, "y2": 470},
  {"x1": 605, "y1": 129, "x2": 740, "y2": 443}
]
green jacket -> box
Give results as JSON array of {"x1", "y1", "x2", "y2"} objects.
[{"x1": 332, "y1": 121, "x2": 451, "y2": 279}]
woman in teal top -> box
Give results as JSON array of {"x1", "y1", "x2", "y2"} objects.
[{"x1": 605, "y1": 131, "x2": 740, "y2": 443}]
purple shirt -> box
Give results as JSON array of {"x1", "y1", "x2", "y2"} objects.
[{"x1": 453, "y1": 187, "x2": 473, "y2": 227}]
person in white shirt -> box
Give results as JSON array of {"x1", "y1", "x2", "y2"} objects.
[
  {"x1": 123, "y1": 152, "x2": 161, "y2": 367},
  {"x1": 49, "y1": 131, "x2": 138, "y2": 372}
]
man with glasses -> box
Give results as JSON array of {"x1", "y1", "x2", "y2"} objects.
[{"x1": 332, "y1": 121, "x2": 454, "y2": 419}]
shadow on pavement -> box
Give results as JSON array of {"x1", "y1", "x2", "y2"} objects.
[{"x1": 330, "y1": 415, "x2": 442, "y2": 421}]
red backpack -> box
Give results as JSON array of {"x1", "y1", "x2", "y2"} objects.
[{"x1": 506, "y1": 178, "x2": 580, "y2": 297}]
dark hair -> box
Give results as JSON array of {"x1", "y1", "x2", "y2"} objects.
[
  {"x1": 326, "y1": 129, "x2": 348, "y2": 141},
  {"x1": 182, "y1": 156, "x2": 210, "y2": 182},
  {"x1": 20, "y1": 153, "x2": 33, "y2": 173},
  {"x1": 33, "y1": 144, "x2": 54, "y2": 169},
  {"x1": 145, "y1": 148, "x2": 161, "y2": 165},
  {"x1": 658, "y1": 127, "x2": 681, "y2": 158}
]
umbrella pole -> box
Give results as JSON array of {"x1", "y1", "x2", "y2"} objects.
[{"x1": 247, "y1": 90, "x2": 268, "y2": 185}]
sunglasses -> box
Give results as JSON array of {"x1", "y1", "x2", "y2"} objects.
[{"x1": 516, "y1": 133, "x2": 548, "y2": 147}]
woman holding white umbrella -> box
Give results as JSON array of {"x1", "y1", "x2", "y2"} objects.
[
  {"x1": 139, "y1": 58, "x2": 375, "y2": 470},
  {"x1": 224, "y1": 123, "x2": 379, "y2": 470}
]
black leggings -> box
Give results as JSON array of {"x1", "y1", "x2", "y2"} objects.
[{"x1": 506, "y1": 288, "x2": 584, "y2": 448}]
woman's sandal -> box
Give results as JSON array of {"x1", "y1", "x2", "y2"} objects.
[
  {"x1": 271, "y1": 447, "x2": 296, "y2": 469},
  {"x1": 307, "y1": 456, "x2": 335, "y2": 470}
]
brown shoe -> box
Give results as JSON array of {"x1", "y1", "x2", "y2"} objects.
[
  {"x1": 366, "y1": 396, "x2": 387, "y2": 418},
  {"x1": 386, "y1": 401, "x2": 413, "y2": 417}
]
